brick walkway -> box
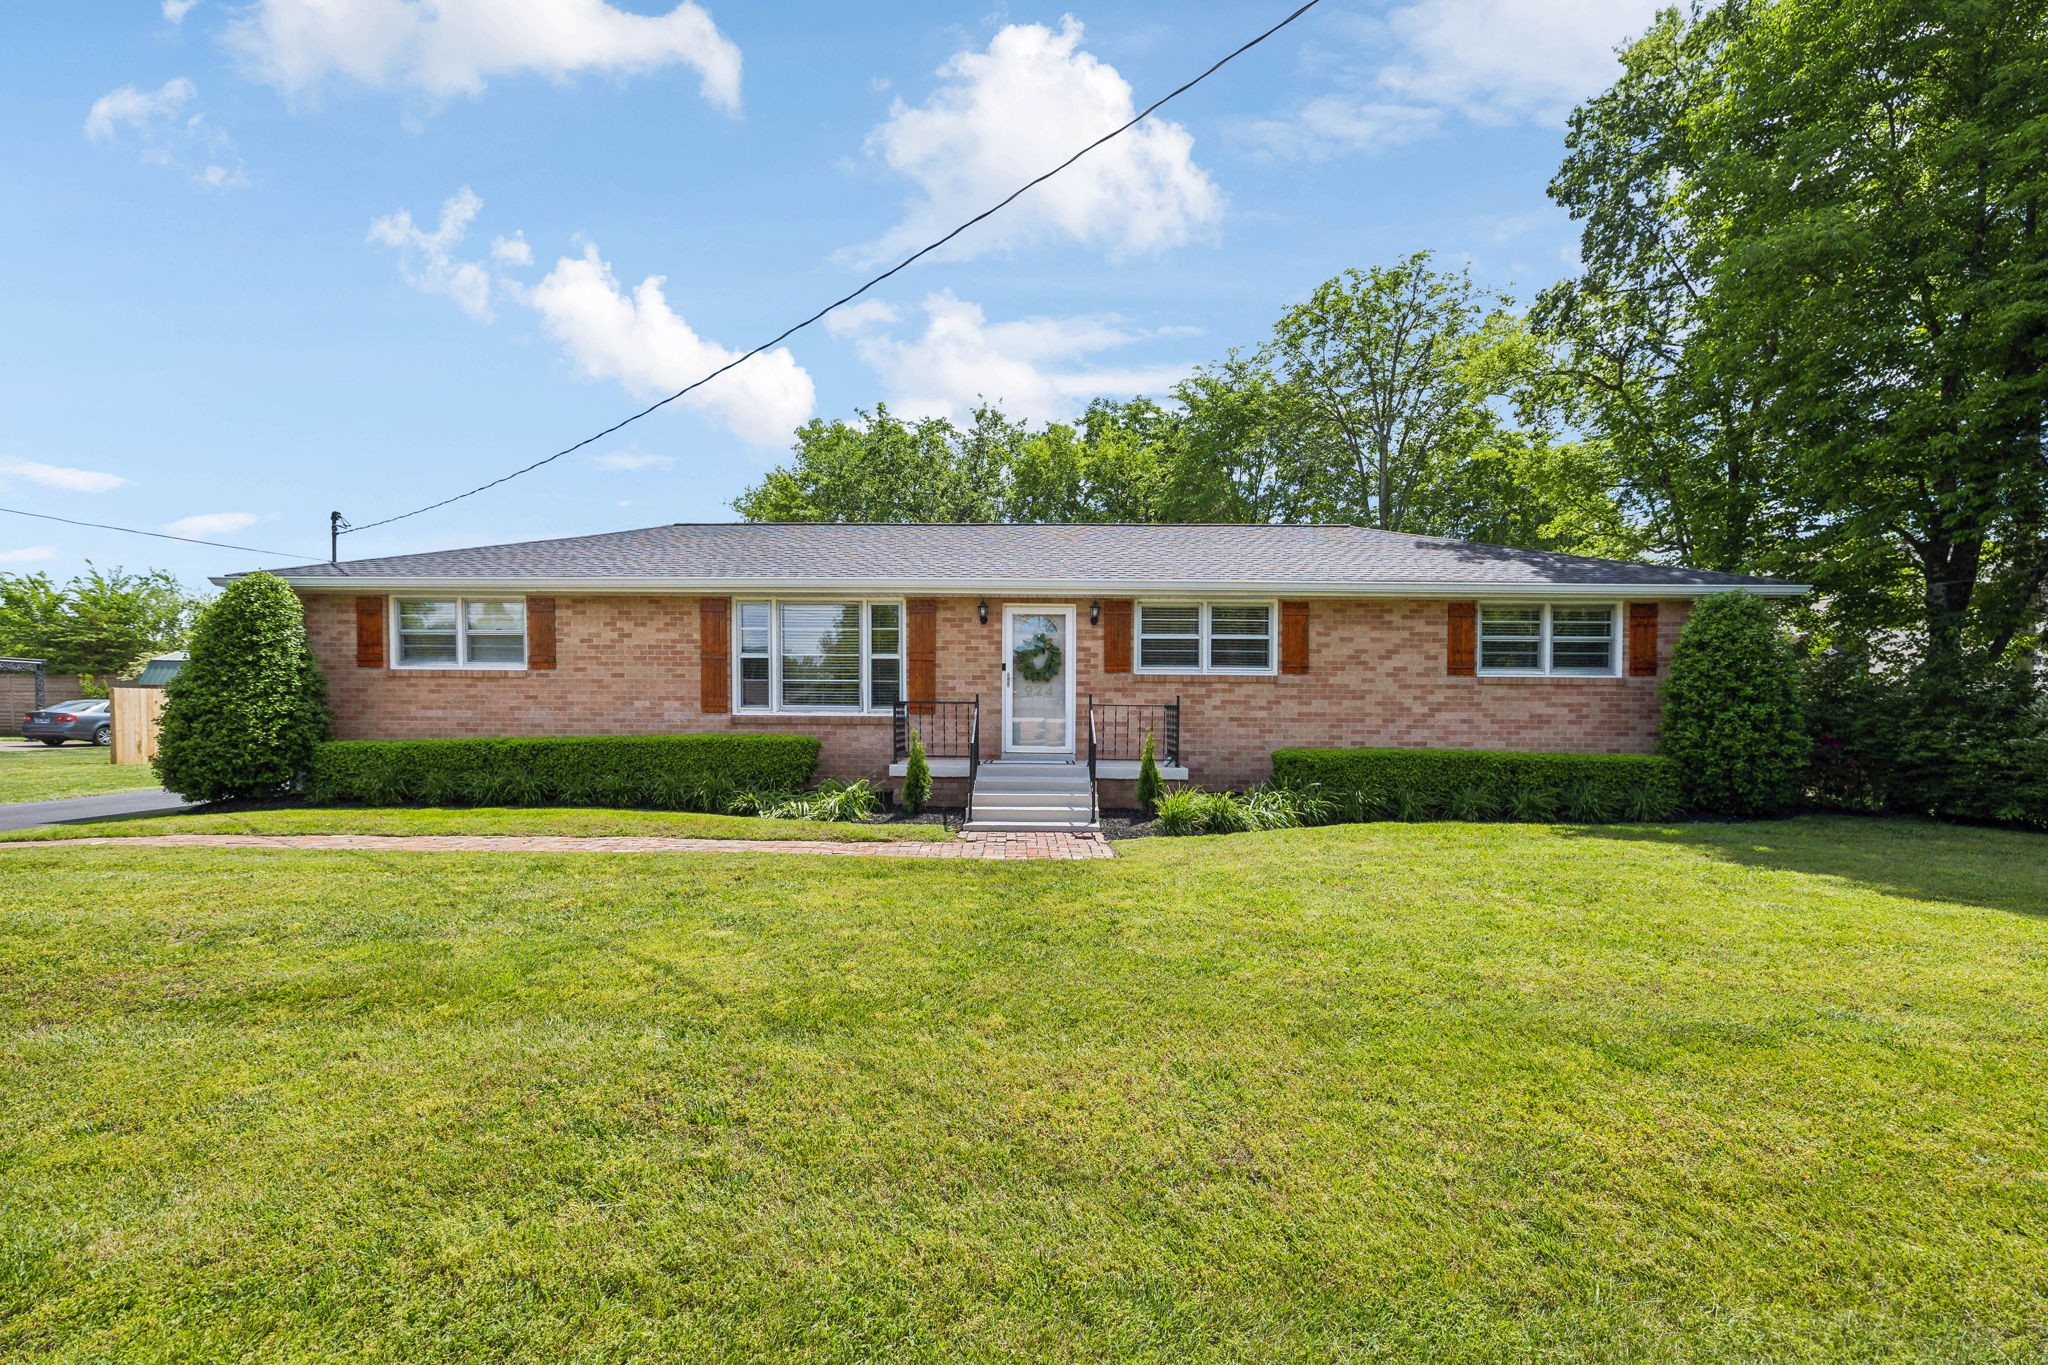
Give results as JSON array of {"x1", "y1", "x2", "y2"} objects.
[{"x1": 2, "y1": 831, "x2": 1116, "y2": 861}]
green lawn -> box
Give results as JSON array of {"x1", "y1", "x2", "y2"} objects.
[
  {"x1": 0, "y1": 743, "x2": 163, "y2": 804},
  {"x1": 1, "y1": 816, "x2": 2043, "y2": 1362},
  {"x1": 0, "y1": 803, "x2": 952, "y2": 842}
]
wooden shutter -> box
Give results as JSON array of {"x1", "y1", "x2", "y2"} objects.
[
  {"x1": 526, "y1": 597, "x2": 557, "y2": 670},
  {"x1": 354, "y1": 596, "x2": 386, "y2": 669},
  {"x1": 1101, "y1": 599, "x2": 1133, "y2": 673},
  {"x1": 905, "y1": 598, "x2": 938, "y2": 702},
  {"x1": 1627, "y1": 602, "x2": 1660, "y2": 677},
  {"x1": 1446, "y1": 601, "x2": 1477, "y2": 676},
  {"x1": 699, "y1": 598, "x2": 730, "y2": 713},
  {"x1": 1278, "y1": 601, "x2": 1310, "y2": 675}
]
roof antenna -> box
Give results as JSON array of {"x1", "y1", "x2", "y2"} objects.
[{"x1": 330, "y1": 511, "x2": 350, "y2": 565}]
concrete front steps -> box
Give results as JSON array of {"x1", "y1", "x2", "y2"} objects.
[{"x1": 965, "y1": 757, "x2": 1096, "y2": 832}]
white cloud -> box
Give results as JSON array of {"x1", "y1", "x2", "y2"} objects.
[
  {"x1": 84, "y1": 78, "x2": 248, "y2": 188},
  {"x1": 368, "y1": 187, "x2": 496, "y2": 321},
  {"x1": 85, "y1": 78, "x2": 196, "y2": 143},
  {"x1": 852, "y1": 18, "x2": 1222, "y2": 265},
  {"x1": 591, "y1": 451, "x2": 676, "y2": 471},
  {"x1": 834, "y1": 290, "x2": 1192, "y2": 425},
  {"x1": 165, "y1": 512, "x2": 261, "y2": 538},
  {"x1": 0, "y1": 457, "x2": 127, "y2": 495},
  {"x1": 1251, "y1": 0, "x2": 1661, "y2": 157},
  {"x1": 227, "y1": 0, "x2": 743, "y2": 111},
  {"x1": 527, "y1": 244, "x2": 815, "y2": 446},
  {"x1": 163, "y1": 0, "x2": 200, "y2": 23},
  {"x1": 822, "y1": 298, "x2": 898, "y2": 338},
  {"x1": 371, "y1": 193, "x2": 814, "y2": 445},
  {"x1": 490, "y1": 231, "x2": 534, "y2": 267},
  {"x1": 0, "y1": 545, "x2": 59, "y2": 565}
]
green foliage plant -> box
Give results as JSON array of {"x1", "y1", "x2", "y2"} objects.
[
  {"x1": 901, "y1": 728, "x2": 933, "y2": 815},
  {"x1": 1135, "y1": 730, "x2": 1165, "y2": 813},
  {"x1": 309, "y1": 734, "x2": 820, "y2": 808},
  {"x1": 154, "y1": 572, "x2": 330, "y2": 803},
  {"x1": 1273, "y1": 747, "x2": 1680, "y2": 824},
  {"x1": 1659, "y1": 594, "x2": 1807, "y2": 817}
]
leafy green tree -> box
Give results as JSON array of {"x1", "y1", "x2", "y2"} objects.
[
  {"x1": 1266, "y1": 253, "x2": 1525, "y2": 531},
  {"x1": 1547, "y1": 0, "x2": 2048, "y2": 677},
  {"x1": 732, "y1": 405, "x2": 1003, "y2": 522},
  {"x1": 154, "y1": 572, "x2": 330, "y2": 803},
  {"x1": 0, "y1": 564, "x2": 205, "y2": 679},
  {"x1": 1660, "y1": 593, "x2": 1808, "y2": 816}
]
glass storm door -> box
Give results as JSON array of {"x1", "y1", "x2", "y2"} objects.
[{"x1": 1003, "y1": 606, "x2": 1075, "y2": 753}]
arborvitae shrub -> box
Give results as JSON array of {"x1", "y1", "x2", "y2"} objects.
[
  {"x1": 1135, "y1": 730, "x2": 1165, "y2": 813},
  {"x1": 901, "y1": 727, "x2": 932, "y2": 815},
  {"x1": 1659, "y1": 593, "x2": 1807, "y2": 816},
  {"x1": 154, "y1": 572, "x2": 330, "y2": 803}
]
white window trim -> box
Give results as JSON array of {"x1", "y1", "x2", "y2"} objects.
[
  {"x1": 1134, "y1": 599, "x2": 1279, "y2": 677},
  {"x1": 1477, "y1": 602, "x2": 1622, "y2": 678},
  {"x1": 389, "y1": 596, "x2": 529, "y2": 671},
  {"x1": 733, "y1": 597, "x2": 907, "y2": 715}
]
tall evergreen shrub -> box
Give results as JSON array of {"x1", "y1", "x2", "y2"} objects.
[
  {"x1": 901, "y1": 727, "x2": 932, "y2": 815},
  {"x1": 154, "y1": 572, "x2": 330, "y2": 803},
  {"x1": 1135, "y1": 731, "x2": 1165, "y2": 813},
  {"x1": 1659, "y1": 593, "x2": 1806, "y2": 816}
]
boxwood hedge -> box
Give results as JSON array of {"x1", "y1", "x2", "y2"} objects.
[
  {"x1": 1271, "y1": 746, "x2": 1682, "y2": 823},
  {"x1": 308, "y1": 734, "x2": 821, "y2": 810}
]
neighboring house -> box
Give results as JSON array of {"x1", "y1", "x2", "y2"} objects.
[{"x1": 241, "y1": 523, "x2": 1803, "y2": 821}]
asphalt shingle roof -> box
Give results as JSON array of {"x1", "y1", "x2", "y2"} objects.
[{"x1": 254, "y1": 523, "x2": 1799, "y2": 593}]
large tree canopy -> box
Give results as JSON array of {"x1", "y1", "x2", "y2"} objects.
[
  {"x1": 1544, "y1": 0, "x2": 2048, "y2": 672},
  {"x1": 735, "y1": 256, "x2": 1633, "y2": 558},
  {"x1": 0, "y1": 565, "x2": 205, "y2": 679}
]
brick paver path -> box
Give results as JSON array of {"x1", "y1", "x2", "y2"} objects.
[{"x1": 2, "y1": 831, "x2": 1116, "y2": 860}]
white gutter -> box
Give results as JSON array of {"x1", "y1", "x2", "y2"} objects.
[{"x1": 252, "y1": 574, "x2": 1809, "y2": 598}]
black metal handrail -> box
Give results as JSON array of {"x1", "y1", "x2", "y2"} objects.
[
  {"x1": 966, "y1": 696, "x2": 980, "y2": 826},
  {"x1": 1086, "y1": 696, "x2": 1181, "y2": 767},
  {"x1": 891, "y1": 699, "x2": 979, "y2": 763},
  {"x1": 1087, "y1": 695, "x2": 1099, "y2": 825}
]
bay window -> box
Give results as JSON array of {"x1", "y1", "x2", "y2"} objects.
[
  {"x1": 1478, "y1": 603, "x2": 1618, "y2": 676},
  {"x1": 395, "y1": 597, "x2": 526, "y2": 668},
  {"x1": 734, "y1": 600, "x2": 905, "y2": 712},
  {"x1": 1137, "y1": 602, "x2": 1275, "y2": 674}
]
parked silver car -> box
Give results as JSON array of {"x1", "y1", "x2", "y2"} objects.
[{"x1": 21, "y1": 699, "x2": 112, "y2": 746}]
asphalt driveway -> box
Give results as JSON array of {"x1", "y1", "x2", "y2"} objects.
[{"x1": 0, "y1": 788, "x2": 193, "y2": 831}]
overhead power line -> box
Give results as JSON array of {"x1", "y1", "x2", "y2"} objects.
[
  {"x1": 339, "y1": 0, "x2": 1327, "y2": 538},
  {"x1": 0, "y1": 505, "x2": 318, "y2": 561}
]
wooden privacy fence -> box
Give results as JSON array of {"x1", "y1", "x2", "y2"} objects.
[{"x1": 111, "y1": 687, "x2": 168, "y2": 766}]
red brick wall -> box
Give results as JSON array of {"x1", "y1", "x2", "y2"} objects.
[{"x1": 302, "y1": 592, "x2": 1691, "y2": 790}]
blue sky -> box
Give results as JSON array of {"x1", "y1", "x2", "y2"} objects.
[{"x1": 0, "y1": 0, "x2": 1661, "y2": 590}]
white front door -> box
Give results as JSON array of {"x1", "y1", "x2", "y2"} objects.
[{"x1": 1002, "y1": 606, "x2": 1076, "y2": 754}]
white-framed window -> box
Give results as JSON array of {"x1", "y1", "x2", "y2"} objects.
[
  {"x1": 1478, "y1": 603, "x2": 1619, "y2": 676},
  {"x1": 1136, "y1": 601, "x2": 1276, "y2": 675},
  {"x1": 733, "y1": 599, "x2": 905, "y2": 713},
  {"x1": 393, "y1": 597, "x2": 527, "y2": 668}
]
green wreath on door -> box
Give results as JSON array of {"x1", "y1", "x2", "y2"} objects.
[{"x1": 1011, "y1": 632, "x2": 1064, "y2": 684}]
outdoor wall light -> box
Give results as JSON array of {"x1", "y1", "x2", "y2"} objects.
[
  {"x1": 1089, "y1": 600, "x2": 1101, "y2": 626},
  {"x1": 978, "y1": 600, "x2": 989, "y2": 625}
]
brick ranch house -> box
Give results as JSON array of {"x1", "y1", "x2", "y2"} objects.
[{"x1": 248, "y1": 523, "x2": 1802, "y2": 820}]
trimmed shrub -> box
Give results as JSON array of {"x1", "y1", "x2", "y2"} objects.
[
  {"x1": 1135, "y1": 730, "x2": 1165, "y2": 813},
  {"x1": 154, "y1": 572, "x2": 330, "y2": 803},
  {"x1": 308, "y1": 733, "x2": 820, "y2": 808},
  {"x1": 1271, "y1": 747, "x2": 1681, "y2": 823},
  {"x1": 900, "y1": 728, "x2": 932, "y2": 815},
  {"x1": 1660, "y1": 593, "x2": 1807, "y2": 816}
]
